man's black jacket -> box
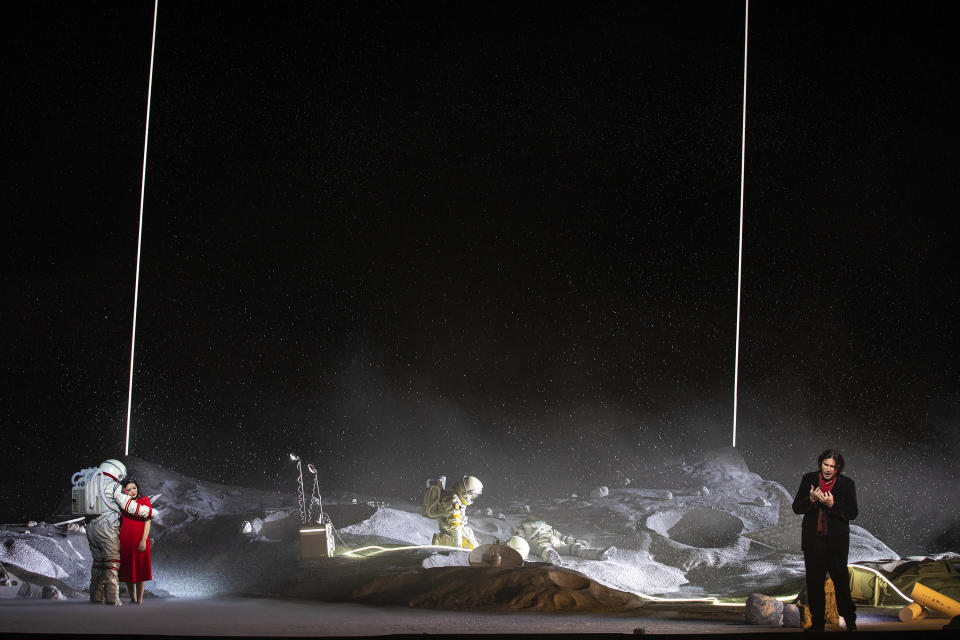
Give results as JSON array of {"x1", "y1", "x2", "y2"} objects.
[{"x1": 791, "y1": 471, "x2": 858, "y2": 554}]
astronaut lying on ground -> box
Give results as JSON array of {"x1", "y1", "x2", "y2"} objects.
[{"x1": 506, "y1": 514, "x2": 615, "y2": 564}]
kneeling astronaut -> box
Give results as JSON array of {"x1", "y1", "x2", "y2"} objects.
[
  {"x1": 83, "y1": 459, "x2": 158, "y2": 605},
  {"x1": 507, "y1": 514, "x2": 615, "y2": 564},
  {"x1": 423, "y1": 475, "x2": 483, "y2": 550}
]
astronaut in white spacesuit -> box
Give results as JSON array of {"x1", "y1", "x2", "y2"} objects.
[
  {"x1": 422, "y1": 475, "x2": 483, "y2": 550},
  {"x1": 508, "y1": 514, "x2": 615, "y2": 564},
  {"x1": 84, "y1": 459, "x2": 158, "y2": 605}
]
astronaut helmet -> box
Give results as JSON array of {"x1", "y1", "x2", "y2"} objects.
[
  {"x1": 454, "y1": 476, "x2": 483, "y2": 505},
  {"x1": 98, "y1": 459, "x2": 127, "y2": 483},
  {"x1": 506, "y1": 535, "x2": 529, "y2": 559}
]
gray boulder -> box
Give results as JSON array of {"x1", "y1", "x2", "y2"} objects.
[
  {"x1": 41, "y1": 584, "x2": 65, "y2": 600},
  {"x1": 745, "y1": 593, "x2": 783, "y2": 626},
  {"x1": 782, "y1": 603, "x2": 803, "y2": 628}
]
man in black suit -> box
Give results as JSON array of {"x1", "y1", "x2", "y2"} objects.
[{"x1": 792, "y1": 449, "x2": 858, "y2": 632}]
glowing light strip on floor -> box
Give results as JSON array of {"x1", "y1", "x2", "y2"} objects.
[
  {"x1": 732, "y1": 0, "x2": 749, "y2": 448},
  {"x1": 341, "y1": 544, "x2": 466, "y2": 557},
  {"x1": 125, "y1": 0, "x2": 159, "y2": 456},
  {"x1": 640, "y1": 564, "x2": 912, "y2": 607}
]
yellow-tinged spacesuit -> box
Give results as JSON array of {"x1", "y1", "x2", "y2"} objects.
[
  {"x1": 511, "y1": 515, "x2": 615, "y2": 564},
  {"x1": 423, "y1": 476, "x2": 482, "y2": 550},
  {"x1": 83, "y1": 459, "x2": 158, "y2": 605}
]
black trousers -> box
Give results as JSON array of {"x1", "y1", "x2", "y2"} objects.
[{"x1": 804, "y1": 535, "x2": 856, "y2": 627}]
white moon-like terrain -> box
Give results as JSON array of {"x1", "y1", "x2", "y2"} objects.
[{"x1": 1, "y1": 448, "x2": 898, "y2": 610}]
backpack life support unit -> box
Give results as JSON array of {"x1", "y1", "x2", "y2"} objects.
[
  {"x1": 71, "y1": 467, "x2": 117, "y2": 516},
  {"x1": 422, "y1": 476, "x2": 446, "y2": 519}
]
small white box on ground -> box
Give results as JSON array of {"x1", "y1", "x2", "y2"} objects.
[{"x1": 299, "y1": 522, "x2": 334, "y2": 559}]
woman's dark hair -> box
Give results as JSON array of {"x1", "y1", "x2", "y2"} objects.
[
  {"x1": 817, "y1": 449, "x2": 845, "y2": 474},
  {"x1": 123, "y1": 477, "x2": 140, "y2": 493}
]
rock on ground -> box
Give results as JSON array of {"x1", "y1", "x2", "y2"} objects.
[{"x1": 349, "y1": 565, "x2": 648, "y2": 612}]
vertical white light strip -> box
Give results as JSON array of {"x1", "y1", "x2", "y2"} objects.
[
  {"x1": 125, "y1": 0, "x2": 159, "y2": 456},
  {"x1": 733, "y1": 0, "x2": 749, "y2": 448}
]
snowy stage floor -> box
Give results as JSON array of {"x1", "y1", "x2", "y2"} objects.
[{"x1": 0, "y1": 596, "x2": 949, "y2": 638}]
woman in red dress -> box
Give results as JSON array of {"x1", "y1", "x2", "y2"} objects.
[{"x1": 118, "y1": 478, "x2": 152, "y2": 604}]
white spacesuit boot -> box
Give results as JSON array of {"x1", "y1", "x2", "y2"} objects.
[
  {"x1": 565, "y1": 541, "x2": 616, "y2": 561},
  {"x1": 573, "y1": 545, "x2": 616, "y2": 561},
  {"x1": 88, "y1": 565, "x2": 104, "y2": 603},
  {"x1": 598, "y1": 546, "x2": 617, "y2": 561},
  {"x1": 542, "y1": 548, "x2": 562, "y2": 564}
]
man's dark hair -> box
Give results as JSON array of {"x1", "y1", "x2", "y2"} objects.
[{"x1": 817, "y1": 449, "x2": 845, "y2": 474}]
